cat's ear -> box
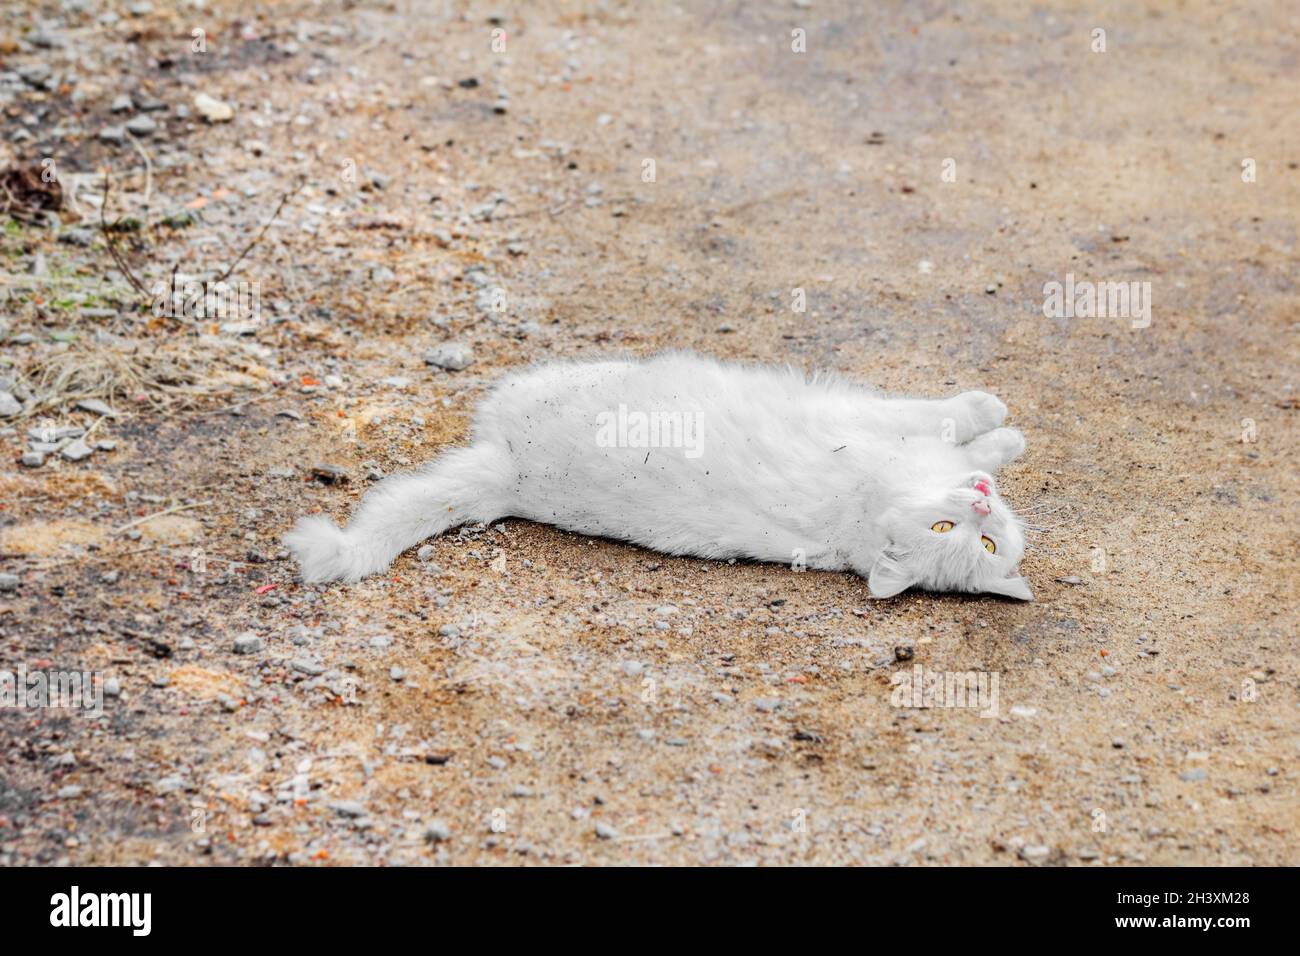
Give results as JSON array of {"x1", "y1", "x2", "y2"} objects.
[
  {"x1": 984, "y1": 575, "x2": 1033, "y2": 601},
  {"x1": 868, "y1": 554, "x2": 914, "y2": 599}
]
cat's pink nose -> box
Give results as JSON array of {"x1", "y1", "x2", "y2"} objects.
[{"x1": 972, "y1": 499, "x2": 991, "y2": 516}]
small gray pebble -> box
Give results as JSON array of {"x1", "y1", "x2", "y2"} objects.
[
  {"x1": 60, "y1": 439, "x2": 94, "y2": 461},
  {"x1": 77, "y1": 398, "x2": 118, "y2": 417},
  {"x1": 423, "y1": 342, "x2": 475, "y2": 371},
  {"x1": 232, "y1": 632, "x2": 264, "y2": 654},
  {"x1": 425, "y1": 820, "x2": 451, "y2": 842},
  {"x1": 125, "y1": 115, "x2": 158, "y2": 136},
  {"x1": 59, "y1": 228, "x2": 94, "y2": 247}
]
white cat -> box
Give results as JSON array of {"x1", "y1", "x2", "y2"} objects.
[{"x1": 285, "y1": 352, "x2": 1032, "y2": 599}]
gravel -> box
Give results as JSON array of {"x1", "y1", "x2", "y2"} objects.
[
  {"x1": 310, "y1": 463, "x2": 349, "y2": 484},
  {"x1": 328, "y1": 800, "x2": 367, "y2": 818},
  {"x1": 425, "y1": 820, "x2": 452, "y2": 842},
  {"x1": 423, "y1": 343, "x2": 475, "y2": 371},
  {"x1": 76, "y1": 399, "x2": 118, "y2": 417},
  {"x1": 125, "y1": 114, "x2": 158, "y2": 136},
  {"x1": 194, "y1": 92, "x2": 235, "y2": 122},
  {"x1": 232, "y1": 632, "x2": 264, "y2": 654},
  {"x1": 60, "y1": 439, "x2": 94, "y2": 461},
  {"x1": 1019, "y1": 844, "x2": 1051, "y2": 863}
]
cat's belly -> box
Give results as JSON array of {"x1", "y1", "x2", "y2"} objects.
[
  {"x1": 474, "y1": 358, "x2": 867, "y2": 566},
  {"x1": 505, "y1": 448, "x2": 811, "y2": 562}
]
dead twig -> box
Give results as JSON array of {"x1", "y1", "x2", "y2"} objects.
[
  {"x1": 82, "y1": 415, "x2": 110, "y2": 441},
  {"x1": 123, "y1": 129, "x2": 154, "y2": 228},
  {"x1": 98, "y1": 171, "x2": 152, "y2": 303},
  {"x1": 112, "y1": 500, "x2": 211, "y2": 536},
  {"x1": 212, "y1": 177, "x2": 304, "y2": 285},
  {"x1": 19, "y1": 545, "x2": 158, "y2": 571}
]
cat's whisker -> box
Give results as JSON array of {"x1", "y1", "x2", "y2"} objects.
[
  {"x1": 1021, "y1": 526, "x2": 1064, "y2": 537},
  {"x1": 1017, "y1": 502, "x2": 1070, "y2": 515}
]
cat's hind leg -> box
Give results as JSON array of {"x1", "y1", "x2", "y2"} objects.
[
  {"x1": 285, "y1": 442, "x2": 512, "y2": 583},
  {"x1": 870, "y1": 391, "x2": 1006, "y2": 441},
  {"x1": 940, "y1": 391, "x2": 1007, "y2": 441},
  {"x1": 962, "y1": 427, "x2": 1025, "y2": 472}
]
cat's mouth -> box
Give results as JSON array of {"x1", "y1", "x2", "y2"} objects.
[{"x1": 965, "y1": 473, "x2": 995, "y2": 515}]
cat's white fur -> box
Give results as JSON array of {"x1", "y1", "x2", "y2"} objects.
[{"x1": 285, "y1": 352, "x2": 1032, "y2": 599}]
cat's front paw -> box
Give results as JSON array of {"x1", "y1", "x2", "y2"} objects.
[{"x1": 946, "y1": 391, "x2": 1007, "y2": 442}]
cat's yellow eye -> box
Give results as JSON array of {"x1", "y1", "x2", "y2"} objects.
[
  {"x1": 931, "y1": 521, "x2": 955, "y2": 533},
  {"x1": 981, "y1": 535, "x2": 997, "y2": 554}
]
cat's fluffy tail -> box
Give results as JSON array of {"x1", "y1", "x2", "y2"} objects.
[{"x1": 285, "y1": 444, "x2": 510, "y2": 583}]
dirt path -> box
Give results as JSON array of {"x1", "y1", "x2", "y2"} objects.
[{"x1": 0, "y1": 0, "x2": 1295, "y2": 865}]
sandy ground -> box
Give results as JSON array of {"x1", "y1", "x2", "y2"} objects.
[{"x1": 0, "y1": 0, "x2": 1296, "y2": 866}]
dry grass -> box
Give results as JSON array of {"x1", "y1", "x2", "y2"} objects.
[
  {"x1": 0, "y1": 471, "x2": 119, "y2": 503},
  {"x1": 0, "y1": 519, "x2": 107, "y2": 556},
  {"x1": 14, "y1": 334, "x2": 276, "y2": 418}
]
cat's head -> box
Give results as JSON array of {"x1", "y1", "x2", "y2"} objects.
[{"x1": 868, "y1": 471, "x2": 1032, "y2": 600}]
